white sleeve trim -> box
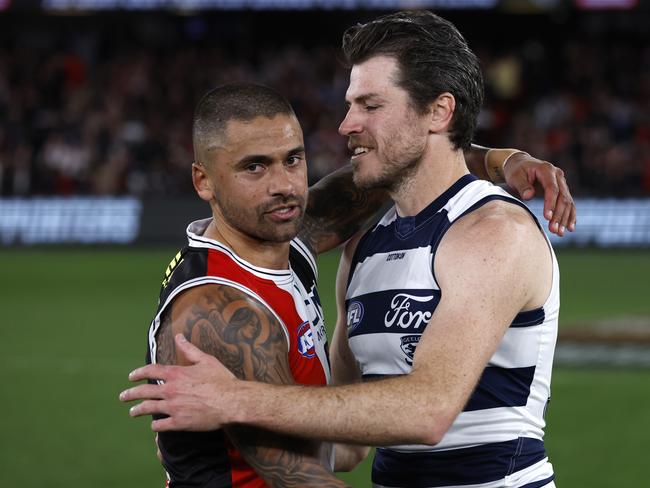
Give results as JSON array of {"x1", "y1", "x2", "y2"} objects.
[{"x1": 291, "y1": 237, "x2": 318, "y2": 278}]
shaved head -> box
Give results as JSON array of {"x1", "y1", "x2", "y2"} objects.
[{"x1": 193, "y1": 83, "x2": 296, "y2": 164}]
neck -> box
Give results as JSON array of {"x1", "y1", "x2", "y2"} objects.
[
  {"x1": 203, "y1": 219, "x2": 291, "y2": 270},
  {"x1": 390, "y1": 137, "x2": 469, "y2": 217}
]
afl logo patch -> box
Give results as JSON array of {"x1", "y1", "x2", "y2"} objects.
[
  {"x1": 297, "y1": 321, "x2": 316, "y2": 358},
  {"x1": 400, "y1": 334, "x2": 421, "y2": 366},
  {"x1": 347, "y1": 301, "x2": 364, "y2": 332}
]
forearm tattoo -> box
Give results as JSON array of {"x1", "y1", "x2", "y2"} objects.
[
  {"x1": 156, "y1": 285, "x2": 345, "y2": 487},
  {"x1": 301, "y1": 165, "x2": 388, "y2": 253},
  {"x1": 230, "y1": 427, "x2": 343, "y2": 488},
  {"x1": 156, "y1": 309, "x2": 175, "y2": 366}
]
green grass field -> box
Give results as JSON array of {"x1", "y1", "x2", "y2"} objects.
[{"x1": 1, "y1": 248, "x2": 649, "y2": 487}]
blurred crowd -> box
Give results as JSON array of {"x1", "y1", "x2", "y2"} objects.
[{"x1": 0, "y1": 13, "x2": 648, "y2": 197}]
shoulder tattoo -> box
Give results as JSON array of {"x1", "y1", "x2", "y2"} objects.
[{"x1": 157, "y1": 285, "x2": 293, "y2": 384}]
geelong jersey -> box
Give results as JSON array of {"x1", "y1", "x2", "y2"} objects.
[
  {"x1": 345, "y1": 175, "x2": 559, "y2": 488},
  {"x1": 146, "y1": 218, "x2": 331, "y2": 488}
]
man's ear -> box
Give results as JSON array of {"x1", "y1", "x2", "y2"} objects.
[
  {"x1": 192, "y1": 162, "x2": 214, "y2": 202},
  {"x1": 428, "y1": 92, "x2": 456, "y2": 134}
]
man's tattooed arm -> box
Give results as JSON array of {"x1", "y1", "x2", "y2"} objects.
[
  {"x1": 301, "y1": 146, "x2": 512, "y2": 255},
  {"x1": 301, "y1": 165, "x2": 389, "y2": 255},
  {"x1": 156, "y1": 284, "x2": 347, "y2": 488}
]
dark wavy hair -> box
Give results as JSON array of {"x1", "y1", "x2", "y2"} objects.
[{"x1": 342, "y1": 11, "x2": 483, "y2": 150}]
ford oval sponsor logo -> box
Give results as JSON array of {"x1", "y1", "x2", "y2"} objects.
[
  {"x1": 347, "y1": 301, "x2": 364, "y2": 332},
  {"x1": 384, "y1": 293, "x2": 434, "y2": 329},
  {"x1": 297, "y1": 321, "x2": 316, "y2": 359}
]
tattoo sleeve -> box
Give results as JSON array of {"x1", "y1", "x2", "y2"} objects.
[
  {"x1": 156, "y1": 284, "x2": 347, "y2": 488},
  {"x1": 302, "y1": 146, "x2": 496, "y2": 255},
  {"x1": 301, "y1": 164, "x2": 389, "y2": 255}
]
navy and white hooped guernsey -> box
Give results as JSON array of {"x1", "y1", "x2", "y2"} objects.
[{"x1": 345, "y1": 175, "x2": 559, "y2": 488}]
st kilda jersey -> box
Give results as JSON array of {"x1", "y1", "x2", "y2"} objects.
[{"x1": 146, "y1": 218, "x2": 331, "y2": 488}]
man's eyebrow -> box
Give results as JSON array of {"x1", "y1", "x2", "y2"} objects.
[
  {"x1": 236, "y1": 146, "x2": 305, "y2": 167},
  {"x1": 345, "y1": 93, "x2": 383, "y2": 107},
  {"x1": 286, "y1": 145, "x2": 306, "y2": 156},
  {"x1": 236, "y1": 154, "x2": 272, "y2": 168}
]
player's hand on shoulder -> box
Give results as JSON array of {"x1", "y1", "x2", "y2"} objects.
[
  {"x1": 120, "y1": 283, "x2": 294, "y2": 432},
  {"x1": 121, "y1": 333, "x2": 240, "y2": 432},
  {"x1": 503, "y1": 152, "x2": 576, "y2": 237}
]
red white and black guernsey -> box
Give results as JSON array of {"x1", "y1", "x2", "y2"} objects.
[{"x1": 146, "y1": 218, "x2": 331, "y2": 488}]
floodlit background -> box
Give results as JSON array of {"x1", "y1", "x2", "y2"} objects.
[{"x1": 1, "y1": 0, "x2": 649, "y2": 486}]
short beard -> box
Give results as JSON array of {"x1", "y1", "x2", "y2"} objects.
[
  {"x1": 216, "y1": 193, "x2": 306, "y2": 244},
  {"x1": 354, "y1": 154, "x2": 421, "y2": 194}
]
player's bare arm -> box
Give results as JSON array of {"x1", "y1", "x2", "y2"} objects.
[
  {"x1": 329, "y1": 237, "x2": 370, "y2": 471},
  {"x1": 466, "y1": 144, "x2": 576, "y2": 235},
  {"x1": 250, "y1": 210, "x2": 551, "y2": 445},
  {"x1": 301, "y1": 150, "x2": 575, "y2": 255},
  {"x1": 155, "y1": 284, "x2": 347, "y2": 488},
  {"x1": 299, "y1": 164, "x2": 388, "y2": 254},
  {"x1": 329, "y1": 236, "x2": 364, "y2": 388},
  {"x1": 122, "y1": 202, "x2": 550, "y2": 446}
]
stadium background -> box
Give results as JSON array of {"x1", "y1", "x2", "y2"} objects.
[{"x1": 1, "y1": 0, "x2": 649, "y2": 486}]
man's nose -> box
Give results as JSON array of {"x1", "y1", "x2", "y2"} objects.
[
  {"x1": 339, "y1": 107, "x2": 363, "y2": 136},
  {"x1": 268, "y1": 164, "x2": 297, "y2": 197}
]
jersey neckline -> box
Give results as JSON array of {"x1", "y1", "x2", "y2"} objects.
[
  {"x1": 393, "y1": 174, "x2": 478, "y2": 236},
  {"x1": 186, "y1": 218, "x2": 295, "y2": 284}
]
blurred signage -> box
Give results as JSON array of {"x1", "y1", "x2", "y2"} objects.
[
  {"x1": 0, "y1": 197, "x2": 141, "y2": 245},
  {"x1": 527, "y1": 199, "x2": 650, "y2": 247},
  {"x1": 40, "y1": 0, "x2": 498, "y2": 10},
  {"x1": 575, "y1": 0, "x2": 637, "y2": 8},
  {"x1": 2, "y1": 197, "x2": 650, "y2": 247}
]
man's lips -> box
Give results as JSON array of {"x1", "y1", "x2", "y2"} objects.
[
  {"x1": 348, "y1": 143, "x2": 375, "y2": 160},
  {"x1": 265, "y1": 205, "x2": 301, "y2": 221}
]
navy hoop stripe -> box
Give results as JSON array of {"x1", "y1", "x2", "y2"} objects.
[
  {"x1": 372, "y1": 438, "x2": 547, "y2": 487},
  {"x1": 464, "y1": 365, "x2": 536, "y2": 411}
]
